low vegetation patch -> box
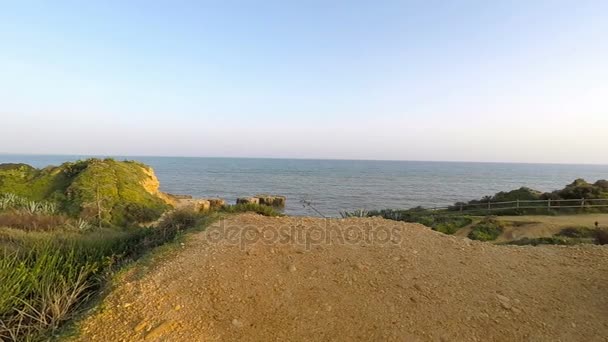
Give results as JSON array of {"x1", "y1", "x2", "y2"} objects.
[
  {"x1": 220, "y1": 203, "x2": 282, "y2": 217},
  {"x1": 467, "y1": 217, "x2": 504, "y2": 241},
  {"x1": 596, "y1": 229, "x2": 608, "y2": 245},
  {"x1": 0, "y1": 211, "x2": 71, "y2": 232},
  {"x1": 340, "y1": 208, "x2": 472, "y2": 235},
  {"x1": 505, "y1": 226, "x2": 608, "y2": 246},
  {"x1": 506, "y1": 236, "x2": 575, "y2": 246},
  {"x1": 0, "y1": 210, "x2": 216, "y2": 341},
  {"x1": 557, "y1": 226, "x2": 597, "y2": 239},
  {"x1": 451, "y1": 178, "x2": 608, "y2": 215}
]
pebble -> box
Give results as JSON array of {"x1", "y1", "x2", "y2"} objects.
[
  {"x1": 134, "y1": 320, "x2": 149, "y2": 333},
  {"x1": 496, "y1": 294, "x2": 510, "y2": 303},
  {"x1": 145, "y1": 321, "x2": 175, "y2": 340},
  {"x1": 232, "y1": 318, "x2": 244, "y2": 328},
  {"x1": 289, "y1": 264, "x2": 297, "y2": 272}
]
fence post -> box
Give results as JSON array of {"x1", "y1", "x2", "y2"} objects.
[
  {"x1": 516, "y1": 199, "x2": 520, "y2": 209},
  {"x1": 548, "y1": 198, "x2": 551, "y2": 209},
  {"x1": 487, "y1": 200, "x2": 491, "y2": 211},
  {"x1": 581, "y1": 198, "x2": 585, "y2": 208},
  {"x1": 460, "y1": 204, "x2": 463, "y2": 212}
]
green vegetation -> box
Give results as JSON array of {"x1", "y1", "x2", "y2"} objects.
[
  {"x1": 556, "y1": 226, "x2": 597, "y2": 239},
  {"x1": 0, "y1": 159, "x2": 170, "y2": 226},
  {"x1": 597, "y1": 229, "x2": 608, "y2": 245},
  {"x1": 339, "y1": 209, "x2": 369, "y2": 218},
  {"x1": 452, "y1": 178, "x2": 608, "y2": 215},
  {"x1": 0, "y1": 210, "x2": 217, "y2": 341},
  {"x1": 504, "y1": 225, "x2": 608, "y2": 246},
  {"x1": 0, "y1": 159, "x2": 288, "y2": 341},
  {"x1": 220, "y1": 203, "x2": 282, "y2": 217},
  {"x1": 341, "y1": 207, "x2": 472, "y2": 235},
  {"x1": 506, "y1": 236, "x2": 574, "y2": 246},
  {"x1": 467, "y1": 217, "x2": 504, "y2": 241}
]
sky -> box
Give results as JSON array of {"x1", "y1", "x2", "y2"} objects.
[{"x1": 1, "y1": 0, "x2": 607, "y2": 164}]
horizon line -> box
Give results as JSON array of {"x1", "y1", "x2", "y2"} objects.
[{"x1": 1, "y1": 152, "x2": 607, "y2": 167}]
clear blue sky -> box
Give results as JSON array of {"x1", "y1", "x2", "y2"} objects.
[{"x1": 1, "y1": 1, "x2": 607, "y2": 163}]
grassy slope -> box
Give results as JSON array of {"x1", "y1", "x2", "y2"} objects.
[
  {"x1": 454, "y1": 213, "x2": 608, "y2": 242},
  {"x1": 0, "y1": 159, "x2": 169, "y2": 225}
]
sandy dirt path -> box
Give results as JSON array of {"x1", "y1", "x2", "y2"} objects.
[{"x1": 72, "y1": 214, "x2": 608, "y2": 341}]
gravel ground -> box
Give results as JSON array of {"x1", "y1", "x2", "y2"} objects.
[{"x1": 72, "y1": 213, "x2": 608, "y2": 341}]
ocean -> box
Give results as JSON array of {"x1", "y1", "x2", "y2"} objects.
[{"x1": 1, "y1": 154, "x2": 607, "y2": 216}]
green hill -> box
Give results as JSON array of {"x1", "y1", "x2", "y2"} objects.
[{"x1": 0, "y1": 159, "x2": 171, "y2": 225}]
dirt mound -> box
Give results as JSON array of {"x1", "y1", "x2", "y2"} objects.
[{"x1": 73, "y1": 214, "x2": 608, "y2": 341}]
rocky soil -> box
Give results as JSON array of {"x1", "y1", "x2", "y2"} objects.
[{"x1": 72, "y1": 214, "x2": 608, "y2": 341}]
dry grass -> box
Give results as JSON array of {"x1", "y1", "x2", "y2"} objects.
[{"x1": 0, "y1": 212, "x2": 70, "y2": 232}]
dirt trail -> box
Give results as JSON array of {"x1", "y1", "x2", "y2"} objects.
[{"x1": 73, "y1": 214, "x2": 608, "y2": 341}]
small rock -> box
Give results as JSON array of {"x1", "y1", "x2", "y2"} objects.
[
  {"x1": 355, "y1": 263, "x2": 369, "y2": 271},
  {"x1": 478, "y1": 312, "x2": 490, "y2": 319},
  {"x1": 232, "y1": 318, "x2": 244, "y2": 328},
  {"x1": 496, "y1": 294, "x2": 510, "y2": 303},
  {"x1": 289, "y1": 264, "x2": 297, "y2": 272},
  {"x1": 145, "y1": 321, "x2": 174, "y2": 340},
  {"x1": 134, "y1": 320, "x2": 148, "y2": 333}
]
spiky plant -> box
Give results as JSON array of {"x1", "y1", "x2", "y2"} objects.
[
  {"x1": 75, "y1": 218, "x2": 92, "y2": 231},
  {"x1": 24, "y1": 201, "x2": 41, "y2": 215},
  {"x1": 339, "y1": 209, "x2": 369, "y2": 218}
]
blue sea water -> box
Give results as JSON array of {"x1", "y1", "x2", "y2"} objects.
[{"x1": 1, "y1": 154, "x2": 608, "y2": 216}]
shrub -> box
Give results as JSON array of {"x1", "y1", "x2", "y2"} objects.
[
  {"x1": 365, "y1": 208, "x2": 472, "y2": 235},
  {"x1": 114, "y1": 203, "x2": 165, "y2": 226},
  {"x1": 596, "y1": 229, "x2": 608, "y2": 245},
  {"x1": 339, "y1": 209, "x2": 368, "y2": 218},
  {"x1": 506, "y1": 237, "x2": 573, "y2": 246},
  {"x1": 452, "y1": 178, "x2": 608, "y2": 215},
  {"x1": 557, "y1": 227, "x2": 596, "y2": 238},
  {"x1": 220, "y1": 203, "x2": 281, "y2": 217},
  {"x1": 154, "y1": 210, "x2": 202, "y2": 241},
  {"x1": 468, "y1": 217, "x2": 504, "y2": 241}
]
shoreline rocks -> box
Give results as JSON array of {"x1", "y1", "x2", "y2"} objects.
[
  {"x1": 237, "y1": 195, "x2": 286, "y2": 208},
  {"x1": 237, "y1": 197, "x2": 260, "y2": 205},
  {"x1": 255, "y1": 194, "x2": 286, "y2": 207},
  {"x1": 176, "y1": 197, "x2": 226, "y2": 212}
]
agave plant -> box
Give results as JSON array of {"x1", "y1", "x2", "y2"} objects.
[
  {"x1": 339, "y1": 209, "x2": 369, "y2": 218},
  {"x1": 0, "y1": 193, "x2": 30, "y2": 211},
  {"x1": 75, "y1": 218, "x2": 92, "y2": 231},
  {"x1": 0, "y1": 198, "x2": 9, "y2": 211},
  {"x1": 24, "y1": 201, "x2": 41, "y2": 215},
  {"x1": 40, "y1": 202, "x2": 57, "y2": 215}
]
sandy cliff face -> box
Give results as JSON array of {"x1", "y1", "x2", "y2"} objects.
[{"x1": 139, "y1": 166, "x2": 176, "y2": 206}]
